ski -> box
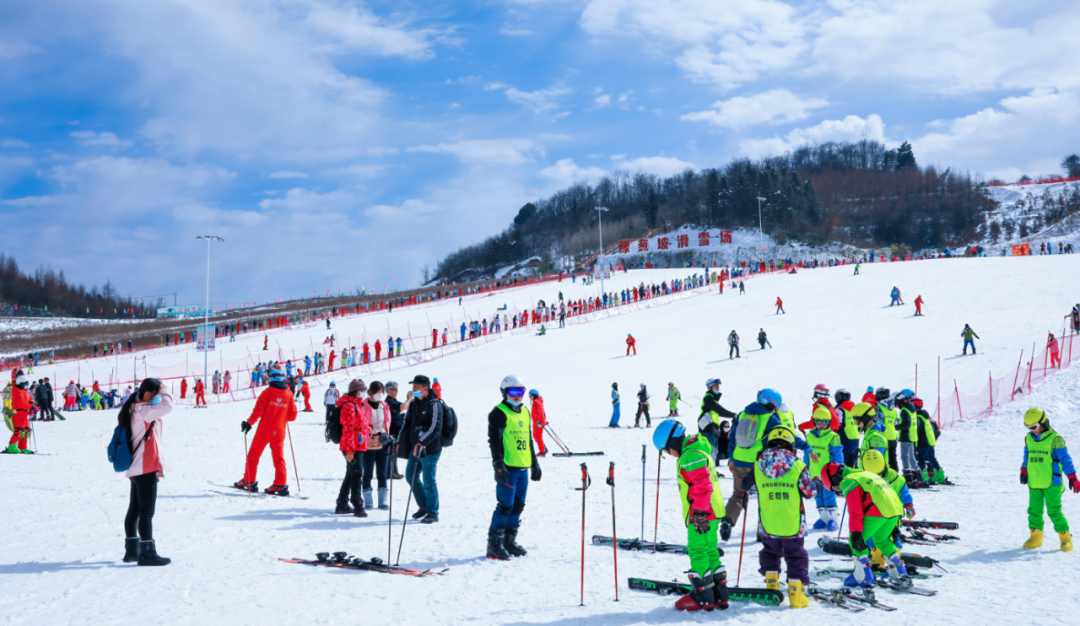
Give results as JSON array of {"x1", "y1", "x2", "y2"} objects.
[
  {"x1": 1, "y1": 450, "x2": 54, "y2": 456},
  {"x1": 551, "y1": 451, "x2": 605, "y2": 457},
  {"x1": 628, "y1": 577, "x2": 783, "y2": 606},
  {"x1": 904, "y1": 529, "x2": 960, "y2": 543},
  {"x1": 806, "y1": 585, "x2": 866, "y2": 612},
  {"x1": 207, "y1": 482, "x2": 310, "y2": 500},
  {"x1": 839, "y1": 586, "x2": 898, "y2": 610},
  {"x1": 280, "y1": 552, "x2": 447, "y2": 577},
  {"x1": 815, "y1": 565, "x2": 940, "y2": 580},
  {"x1": 814, "y1": 569, "x2": 937, "y2": 595},
  {"x1": 592, "y1": 535, "x2": 724, "y2": 557},
  {"x1": 903, "y1": 520, "x2": 959, "y2": 530},
  {"x1": 818, "y1": 536, "x2": 937, "y2": 569}
]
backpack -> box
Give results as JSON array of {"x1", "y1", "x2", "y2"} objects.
[
  {"x1": 325, "y1": 404, "x2": 343, "y2": 444},
  {"x1": 439, "y1": 400, "x2": 458, "y2": 447},
  {"x1": 108, "y1": 421, "x2": 155, "y2": 473}
]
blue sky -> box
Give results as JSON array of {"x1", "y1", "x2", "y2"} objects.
[{"x1": 2, "y1": 0, "x2": 1079, "y2": 306}]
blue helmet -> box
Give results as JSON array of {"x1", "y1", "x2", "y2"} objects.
[
  {"x1": 899, "y1": 389, "x2": 915, "y2": 399},
  {"x1": 706, "y1": 378, "x2": 721, "y2": 388},
  {"x1": 528, "y1": 389, "x2": 539, "y2": 397},
  {"x1": 757, "y1": 388, "x2": 782, "y2": 410},
  {"x1": 653, "y1": 419, "x2": 685, "y2": 452},
  {"x1": 269, "y1": 367, "x2": 286, "y2": 384}
]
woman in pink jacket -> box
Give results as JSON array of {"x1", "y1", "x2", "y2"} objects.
[
  {"x1": 359, "y1": 381, "x2": 393, "y2": 510},
  {"x1": 336, "y1": 379, "x2": 370, "y2": 517},
  {"x1": 120, "y1": 378, "x2": 172, "y2": 566}
]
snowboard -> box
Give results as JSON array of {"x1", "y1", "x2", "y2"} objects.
[
  {"x1": 207, "y1": 481, "x2": 309, "y2": 500},
  {"x1": 817, "y1": 536, "x2": 937, "y2": 569},
  {"x1": 628, "y1": 577, "x2": 783, "y2": 606},
  {"x1": 592, "y1": 535, "x2": 723, "y2": 557},
  {"x1": 281, "y1": 552, "x2": 446, "y2": 577}
]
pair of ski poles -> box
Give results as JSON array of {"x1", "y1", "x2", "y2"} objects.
[{"x1": 576, "y1": 462, "x2": 621, "y2": 606}]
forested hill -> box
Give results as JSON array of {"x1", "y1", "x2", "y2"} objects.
[
  {"x1": 435, "y1": 141, "x2": 996, "y2": 282},
  {"x1": 0, "y1": 253, "x2": 143, "y2": 318}
]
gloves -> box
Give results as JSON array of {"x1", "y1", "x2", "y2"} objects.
[
  {"x1": 891, "y1": 525, "x2": 902, "y2": 543},
  {"x1": 850, "y1": 531, "x2": 867, "y2": 553},
  {"x1": 378, "y1": 432, "x2": 393, "y2": 447},
  {"x1": 1069, "y1": 473, "x2": 1080, "y2": 494},
  {"x1": 1020, "y1": 467, "x2": 1028, "y2": 485},
  {"x1": 493, "y1": 460, "x2": 511, "y2": 486},
  {"x1": 240, "y1": 421, "x2": 251, "y2": 434},
  {"x1": 905, "y1": 504, "x2": 916, "y2": 520},
  {"x1": 811, "y1": 478, "x2": 824, "y2": 495},
  {"x1": 689, "y1": 511, "x2": 711, "y2": 535},
  {"x1": 530, "y1": 462, "x2": 542, "y2": 482}
]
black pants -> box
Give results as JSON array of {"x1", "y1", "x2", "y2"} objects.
[
  {"x1": 39, "y1": 403, "x2": 54, "y2": 420},
  {"x1": 887, "y1": 440, "x2": 899, "y2": 471},
  {"x1": 325, "y1": 405, "x2": 335, "y2": 422},
  {"x1": 124, "y1": 472, "x2": 158, "y2": 540},
  {"x1": 361, "y1": 446, "x2": 389, "y2": 490},
  {"x1": 843, "y1": 453, "x2": 858, "y2": 468},
  {"x1": 339, "y1": 452, "x2": 362, "y2": 505},
  {"x1": 635, "y1": 403, "x2": 650, "y2": 426},
  {"x1": 729, "y1": 344, "x2": 739, "y2": 358}
]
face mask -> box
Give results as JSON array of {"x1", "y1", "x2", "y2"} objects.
[
  {"x1": 412, "y1": 391, "x2": 422, "y2": 398},
  {"x1": 374, "y1": 392, "x2": 386, "y2": 402},
  {"x1": 150, "y1": 395, "x2": 161, "y2": 406},
  {"x1": 506, "y1": 397, "x2": 522, "y2": 407}
]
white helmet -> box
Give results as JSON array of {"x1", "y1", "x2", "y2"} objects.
[
  {"x1": 500, "y1": 374, "x2": 526, "y2": 391},
  {"x1": 15, "y1": 374, "x2": 29, "y2": 388}
]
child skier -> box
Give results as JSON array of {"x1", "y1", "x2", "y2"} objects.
[
  {"x1": 805, "y1": 406, "x2": 843, "y2": 530},
  {"x1": 666, "y1": 383, "x2": 680, "y2": 417},
  {"x1": 914, "y1": 399, "x2": 947, "y2": 484},
  {"x1": 961, "y1": 324, "x2": 980, "y2": 355},
  {"x1": 863, "y1": 449, "x2": 916, "y2": 566},
  {"x1": 528, "y1": 390, "x2": 546, "y2": 457},
  {"x1": 653, "y1": 419, "x2": 729, "y2": 611},
  {"x1": 1021, "y1": 408, "x2": 1078, "y2": 552}
]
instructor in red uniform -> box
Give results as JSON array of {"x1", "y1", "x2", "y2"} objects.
[
  {"x1": 234, "y1": 366, "x2": 298, "y2": 496},
  {"x1": 7, "y1": 373, "x2": 33, "y2": 453},
  {"x1": 528, "y1": 389, "x2": 547, "y2": 456}
]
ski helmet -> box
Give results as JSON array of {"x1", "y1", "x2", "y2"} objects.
[
  {"x1": 528, "y1": 389, "x2": 539, "y2": 397},
  {"x1": 820, "y1": 463, "x2": 845, "y2": 493},
  {"x1": 653, "y1": 419, "x2": 685, "y2": 452},
  {"x1": 834, "y1": 389, "x2": 851, "y2": 405},
  {"x1": 766, "y1": 426, "x2": 796, "y2": 450},
  {"x1": 640, "y1": 383, "x2": 646, "y2": 388},
  {"x1": 860, "y1": 450, "x2": 886, "y2": 475},
  {"x1": 813, "y1": 384, "x2": 829, "y2": 399},
  {"x1": 1024, "y1": 408, "x2": 1048, "y2": 428},
  {"x1": 875, "y1": 387, "x2": 891, "y2": 402},
  {"x1": 850, "y1": 402, "x2": 876, "y2": 424},
  {"x1": 15, "y1": 374, "x2": 28, "y2": 389},
  {"x1": 706, "y1": 378, "x2": 721, "y2": 389},
  {"x1": 500, "y1": 374, "x2": 526, "y2": 392},
  {"x1": 612, "y1": 382, "x2": 618, "y2": 389},
  {"x1": 269, "y1": 367, "x2": 286, "y2": 384},
  {"x1": 757, "y1": 388, "x2": 782, "y2": 411},
  {"x1": 866, "y1": 386, "x2": 874, "y2": 394},
  {"x1": 898, "y1": 389, "x2": 914, "y2": 400},
  {"x1": 812, "y1": 405, "x2": 833, "y2": 427}
]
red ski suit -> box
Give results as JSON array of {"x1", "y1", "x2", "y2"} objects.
[
  {"x1": 530, "y1": 395, "x2": 547, "y2": 454},
  {"x1": 8, "y1": 386, "x2": 32, "y2": 450},
  {"x1": 626, "y1": 336, "x2": 636, "y2": 355},
  {"x1": 243, "y1": 386, "x2": 298, "y2": 485},
  {"x1": 180, "y1": 379, "x2": 188, "y2": 399},
  {"x1": 194, "y1": 380, "x2": 206, "y2": 406}
]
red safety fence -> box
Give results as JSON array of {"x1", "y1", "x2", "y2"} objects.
[{"x1": 984, "y1": 176, "x2": 1080, "y2": 187}]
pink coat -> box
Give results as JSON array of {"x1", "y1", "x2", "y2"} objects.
[
  {"x1": 126, "y1": 390, "x2": 173, "y2": 478},
  {"x1": 357, "y1": 399, "x2": 391, "y2": 440}
]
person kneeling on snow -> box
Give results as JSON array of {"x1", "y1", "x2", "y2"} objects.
[
  {"x1": 1021, "y1": 408, "x2": 1078, "y2": 552},
  {"x1": 653, "y1": 419, "x2": 729, "y2": 612}
]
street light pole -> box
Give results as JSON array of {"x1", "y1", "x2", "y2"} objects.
[
  {"x1": 595, "y1": 206, "x2": 609, "y2": 295},
  {"x1": 755, "y1": 197, "x2": 766, "y2": 257},
  {"x1": 196, "y1": 235, "x2": 224, "y2": 407}
]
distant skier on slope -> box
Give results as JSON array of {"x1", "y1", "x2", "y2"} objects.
[
  {"x1": 727, "y1": 331, "x2": 740, "y2": 359},
  {"x1": 666, "y1": 383, "x2": 680, "y2": 417},
  {"x1": 914, "y1": 295, "x2": 924, "y2": 316},
  {"x1": 626, "y1": 334, "x2": 637, "y2": 356},
  {"x1": 775, "y1": 297, "x2": 785, "y2": 314},
  {"x1": 889, "y1": 287, "x2": 902, "y2": 306},
  {"x1": 961, "y1": 324, "x2": 980, "y2": 355},
  {"x1": 609, "y1": 383, "x2": 620, "y2": 428},
  {"x1": 635, "y1": 384, "x2": 651, "y2": 428}
]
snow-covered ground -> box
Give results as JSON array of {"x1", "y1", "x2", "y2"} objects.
[
  {"x1": 4, "y1": 255, "x2": 1080, "y2": 625},
  {"x1": 984, "y1": 180, "x2": 1080, "y2": 251}
]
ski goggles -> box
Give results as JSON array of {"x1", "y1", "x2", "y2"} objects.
[
  {"x1": 1027, "y1": 423, "x2": 1042, "y2": 432},
  {"x1": 505, "y1": 387, "x2": 526, "y2": 398}
]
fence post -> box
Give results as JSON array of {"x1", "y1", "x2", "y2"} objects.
[
  {"x1": 915, "y1": 363, "x2": 918, "y2": 396},
  {"x1": 953, "y1": 380, "x2": 962, "y2": 424},
  {"x1": 988, "y1": 371, "x2": 993, "y2": 413},
  {"x1": 936, "y1": 356, "x2": 941, "y2": 424},
  {"x1": 1028, "y1": 343, "x2": 1035, "y2": 392},
  {"x1": 1043, "y1": 341, "x2": 1048, "y2": 378},
  {"x1": 1012, "y1": 350, "x2": 1024, "y2": 401}
]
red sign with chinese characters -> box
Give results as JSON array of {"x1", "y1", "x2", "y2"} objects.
[
  {"x1": 719, "y1": 230, "x2": 732, "y2": 243},
  {"x1": 657, "y1": 237, "x2": 669, "y2": 250},
  {"x1": 618, "y1": 240, "x2": 630, "y2": 254},
  {"x1": 677, "y1": 234, "x2": 689, "y2": 248},
  {"x1": 698, "y1": 232, "x2": 710, "y2": 246},
  {"x1": 638, "y1": 238, "x2": 649, "y2": 252}
]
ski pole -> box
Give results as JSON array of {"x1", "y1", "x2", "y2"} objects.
[
  {"x1": 576, "y1": 462, "x2": 591, "y2": 606},
  {"x1": 396, "y1": 453, "x2": 418, "y2": 566},
  {"x1": 286, "y1": 422, "x2": 301, "y2": 493},
  {"x1": 736, "y1": 492, "x2": 749, "y2": 586},
  {"x1": 387, "y1": 442, "x2": 394, "y2": 568},
  {"x1": 640, "y1": 445, "x2": 646, "y2": 542},
  {"x1": 606, "y1": 462, "x2": 619, "y2": 601},
  {"x1": 653, "y1": 450, "x2": 662, "y2": 553},
  {"x1": 244, "y1": 431, "x2": 251, "y2": 500},
  {"x1": 836, "y1": 503, "x2": 847, "y2": 540}
]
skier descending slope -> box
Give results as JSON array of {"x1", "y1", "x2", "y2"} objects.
[
  {"x1": 1021, "y1": 408, "x2": 1078, "y2": 552},
  {"x1": 727, "y1": 331, "x2": 740, "y2": 359},
  {"x1": 635, "y1": 384, "x2": 651, "y2": 428},
  {"x1": 666, "y1": 383, "x2": 680, "y2": 417},
  {"x1": 487, "y1": 375, "x2": 542, "y2": 561},
  {"x1": 235, "y1": 366, "x2": 298, "y2": 496},
  {"x1": 961, "y1": 324, "x2": 980, "y2": 355},
  {"x1": 653, "y1": 420, "x2": 729, "y2": 611}
]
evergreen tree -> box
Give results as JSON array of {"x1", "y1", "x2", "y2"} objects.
[
  {"x1": 644, "y1": 187, "x2": 660, "y2": 229},
  {"x1": 704, "y1": 169, "x2": 721, "y2": 226},
  {"x1": 1062, "y1": 154, "x2": 1080, "y2": 178},
  {"x1": 895, "y1": 142, "x2": 917, "y2": 170}
]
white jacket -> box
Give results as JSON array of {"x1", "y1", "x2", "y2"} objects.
[
  {"x1": 324, "y1": 388, "x2": 340, "y2": 405},
  {"x1": 126, "y1": 390, "x2": 173, "y2": 478}
]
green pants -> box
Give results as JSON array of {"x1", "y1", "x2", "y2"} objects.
[
  {"x1": 669, "y1": 401, "x2": 678, "y2": 412},
  {"x1": 1028, "y1": 487, "x2": 1070, "y2": 533},
  {"x1": 852, "y1": 516, "x2": 899, "y2": 558},
  {"x1": 687, "y1": 519, "x2": 723, "y2": 577}
]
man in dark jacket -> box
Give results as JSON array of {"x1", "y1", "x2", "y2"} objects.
[
  {"x1": 42, "y1": 378, "x2": 54, "y2": 421},
  {"x1": 33, "y1": 380, "x2": 49, "y2": 421},
  {"x1": 386, "y1": 382, "x2": 405, "y2": 479},
  {"x1": 698, "y1": 379, "x2": 736, "y2": 462},
  {"x1": 398, "y1": 375, "x2": 443, "y2": 523}
]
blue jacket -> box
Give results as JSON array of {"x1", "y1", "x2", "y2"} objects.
[{"x1": 1022, "y1": 430, "x2": 1077, "y2": 487}]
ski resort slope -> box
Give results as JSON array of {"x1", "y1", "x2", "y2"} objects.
[{"x1": 4, "y1": 255, "x2": 1080, "y2": 626}]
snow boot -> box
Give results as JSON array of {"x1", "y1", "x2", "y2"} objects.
[
  {"x1": 931, "y1": 471, "x2": 948, "y2": 484},
  {"x1": 675, "y1": 572, "x2": 714, "y2": 611},
  {"x1": 503, "y1": 523, "x2": 527, "y2": 557},
  {"x1": 334, "y1": 499, "x2": 353, "y2": 515},
  {"x1": 712, "y1": 567, "x2": 730, "y2": 610},
  {"x1": 377, "y1": 488, "x2": 389, "y2": 510},
  {"x1": 826, "y1": 508, "x2": 839, "y2": 532},
  {"x1": 6, "y1": 443, "x2": 18, "y2": 454},
  {"x1": 353, "y1": 499, "x2": 368, "y2": 518},
  {"x1": 1023, "y1": 529, "x2": 1043, "y2": 549},
  {"x1": 720, "y1": 516, "x2": 733, "y2": 541},
  {"x1": 812, "y1": 508, "x2": 827, "y2": 530},
  {"x1": 233, "y1": 479, "x2": 258, "y2": 492},
  {"x1": 411, "y1": 509, "x2": 427, "y2": 519},
  {"x1": 266, "y1": 484, "x2": 289, "y2": 496},
  {"x1": 887, "y1": 554, "x2": 909, "y2": 580},
  {"x1": 788, "y1": 581, "x2": 809, "y2": 608},
  {"x1": 487, "y1": 528, "x2": 511, "y2": 560},
  {"x1": 123, "y1": 537, "x2": 140, "y2": 563},
  {"x1": 1060, "y1": 531, "x2": 1073, "y2": 552},
  {"x1": 764, "y1": 570, "x2": 780, "y2": 591},
  {"x1": 363, "y1": 489, "x2": 374, "y2": 509},
  {"x1": 843, "y1": 556, "x2": 875, "y2": 588},
  {"x1": 137, "y1": 540, "x2": 171, "y2": 566},
  {"x1": 421, "y1": 513, "x2": 439, "y2": 524}
]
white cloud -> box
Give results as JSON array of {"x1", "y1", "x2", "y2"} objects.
[
  {"x1": 592, "y1": 94, "x2": 611, "y2": 109},
  {"x1": 500, "y1": 27, "x2": 534, "y2": 36},
  {"x1": 445, "y1": 75, "x2": 482, "y2": 85},
  {"x1": 0, "y1": 39, "x2": 37, "y2": 60},
  {"x1": 486, "y1": 83, "x2": 573, "y2": 113},
  {"x1": 70, "y1": 130, "x2": 132, "y2": 148},
  {"x1": 323, "y1": 164, "x2": 386, "y2": 178},
  {"x1": 1, "y1": 138, "x2": 30, "y2": 148},
  {"x1": 258, "y1": 187, "x2": 357, "y2": 212},
  {"x1": 538, "y1": 158, "x2": 607, "y2": 185},
  {"x1": 613, "y1": 155, "x2": 696, "y2": 177},
  {"x1": 301, "y1": 3, "x2": 436, "y2": 60},
  {"x1": 681, "y1": 89, "x2": 829, "y2": 128},
  {"x1": 408, "y1": 139, "x2": 541, "y2": 165},
  {"x1": 268, "y1": 170, "x2": 309, "y2": 179},
  {"x1": 366, "y1": 147, "x2": 399, "y2": 156},
  {"x1": 365, "y1": 198, "x2": 441, "y2": 219},
  {"x1": 739, "y1": 114, "x2": 887, "y2": 158}
]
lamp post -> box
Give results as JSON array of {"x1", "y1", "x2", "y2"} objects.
[
  {"x1": 196, "y1": 235, "x2": 224, "y2": 406},
  {"x1": 595, "y1": 206, "x2": 609, "y2": 295},
  {"x1": 755, "y1": 197, "x2": 766, "y2": 258}
]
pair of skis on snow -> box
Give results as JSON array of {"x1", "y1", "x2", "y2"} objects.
[
  {"x1": 280, "y1": 552, "x2": 446, "y2": 577},
  {"x1": 592, "y1": 535, "x2": 723, "y2": 557},
  {"x1": 206, "y1": 481, "x2": 310, "y2": 500}
]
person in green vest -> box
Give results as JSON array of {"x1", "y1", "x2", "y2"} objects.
[
  {"x1": 725, "y1": 389, "x2": 785, "y2": 537},
  {"x1": 698, "y1": 379, "x2": 736, "y2": 463},
  {"x1": 1021, "y1": 408, "x2": 1078, "y2": 552},
  {"x1": 666, "y1": 382, "x2": 681, "y2": 417},
  {"x1": 487, "y1": 375, "x2": 542, "y2": 561},
  {"x1": 914, "y1": 401, "x2": 948, "y2": 484},
  {"x1": 894, "y1": 389, "x2": 920, "y2": 479},
  {"x1": 861, "y1": 449, "x2": 916, "y2": 567},
  {"x1": 875, "y1": 388, "x2": 900, "y2": 471},
  {"x1": 853, "y1": 403, "x2": 887, "y2": 464},
  {"x1": 742, "y1": 427, "x2": 814, "y2": 608},
  {"x1": 821, "y1": 456, "x2": 908, "y2": 587},
  {"x1": 805, "y1": 406, "x2": 843, "y2": 531},
  {"x1": 961, "y1": 324, "x2": 979, "y2": 355},
  {"x1": 653, "y1": 419, "x2": 729, "y2": 612},
  {"x1": 776, "y1": 403, "x2": 797, "y2": 433}
]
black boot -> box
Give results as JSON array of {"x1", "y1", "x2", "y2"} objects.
[
  {"x1": 503, "y1": 524, "x2": 527, "y2": 557},
  {"x1": 334, "y1": 499, "x2": 353, "y2": 515},
  {"x1": 487, "y1": 528, "x2": 511, "y2": 560},
  {"x1": 123, "y1": 537, "x2": 140, "y2": 563},
  {"x1": 720, "y1": 516, "x2": 733, "y2": 541},
  {"x1": 137, "y1": 540, "x2": 171, "y2": 566},
  {"x1": 713, "y1": 567, "x2": 730, "y2": 610}
]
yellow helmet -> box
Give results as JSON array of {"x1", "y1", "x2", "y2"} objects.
[
  {"x1": 767, "y1": 426, "x2": 796, "y2": 448},
  {"x1": 1024, "y1": 408, "x2": 1047, "y2": 428},
  {"x1": 812, "y1": 406, "x2": 833, "y2": 425},
  {"x1": 851, "y1": 402, "x2": 877, "y2": 420},
  {"x1": 861, "y1": 450, "x2": 886, "y2": 475}
]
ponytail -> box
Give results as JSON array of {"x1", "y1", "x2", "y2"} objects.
[{"x1": 118, "y1": 378, "x2": 163, "y2": 431}]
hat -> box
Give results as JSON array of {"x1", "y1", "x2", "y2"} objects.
[
  {"x1": 433, "y1": 378, "x2": 439, "y2": 383},
  {"x1": 409, "y1": 375, "x2": 431, "y2": 387},
  {"x1": 349, "y1": 379, "x2": 368, "y2": 394},
  {"x1": 329, "y1": 381, "x2": 336, "y2": 387}
]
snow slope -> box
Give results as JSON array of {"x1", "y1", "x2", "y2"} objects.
[
  {"x1": 984, "y1": 180, "x2": 1080, "y2": 250},
  {"x1": 4, "y1": 255, "x2": 1080, "y2": 625}
]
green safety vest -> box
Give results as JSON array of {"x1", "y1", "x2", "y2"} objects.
[
  {"x1": 1025, "y1": 429, "x2": 1065, "y2": 490},
  {"x1": 840, "y1": 407, "x2": 860, "y2": 442},
  {"x1": 497, "y1": 404, "x2": 533, "y2": 468},
  {"x1": 901, "y1": 406, "x2": 918, "y2": 442},
  {"x1": 777, "y1": 410, "x2": 796, "y2": 433},
  {"x1": 881, "y1": 468, "x2": 907, "y2": 498},
  {"x1": 755, "y1": 458, "x2": 806, "y2": 537},
  {"x1": 879, "y1": 405, "x2": 899, "y2": 441},
  {"x1": 917, "y1": 413, "x2": 936, "y2": 447},
  {"x1": 677, "y1": 435, "x2": 724, "y2": 521},
  {"x1": 700, "y1": 394, "x2": 720, "y2": 427},
  {"x1": 733, "y1": 410, "x2": 773, "y2": 463},
  {"x1": 842, "y1": 471, "x2": 904, "y2": 519},
  {"x1": 859, "y1": 429, "x2": 888, "y2": 457},
  {"x1": 806, "y1": 429, "x2": 840, "y2": 480}
]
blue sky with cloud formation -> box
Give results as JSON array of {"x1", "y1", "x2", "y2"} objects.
[{"x1": 1, "y1": 0, "x2": 1078, "y2": 305}]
